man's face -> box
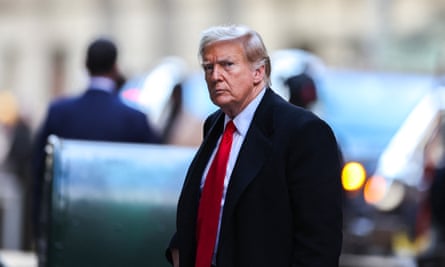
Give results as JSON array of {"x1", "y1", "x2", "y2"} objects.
[{"x1": 202, "y1": 40, "x2": 264, "y2": 117}]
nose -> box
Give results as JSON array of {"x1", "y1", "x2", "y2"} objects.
[{"x1": 210, "y1": 65, "x2": 222, "y2": 81}]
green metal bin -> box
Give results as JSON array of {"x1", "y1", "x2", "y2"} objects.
[{"x1": 40, "y1": 136, "x2": 195, "y2": 267}]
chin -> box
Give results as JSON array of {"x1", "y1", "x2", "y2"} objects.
[{"x1": 211, "y1": 96, "x2": 231, "y2": 107}]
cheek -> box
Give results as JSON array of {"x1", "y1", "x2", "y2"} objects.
[
  {"x1": 232, "y1": 74, "x2": 254, "y2": 90},
  {"x1": 226, "y1": 72, "x2": 245, "y2": 87}
]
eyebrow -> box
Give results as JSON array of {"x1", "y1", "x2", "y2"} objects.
[{"x1": 203, "y1": 56, "x2": 237, "y2": 65}]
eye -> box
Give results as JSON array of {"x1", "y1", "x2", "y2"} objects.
[
  {"x1": 202, "y1": 64, "x2": 214, "y2": 73},
  {"x1": 221, "y1": 61, "x2": 234, "y2": 69}
]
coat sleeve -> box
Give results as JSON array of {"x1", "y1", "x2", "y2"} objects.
[
  {"x1": 165, "y1": 114, "x2": 215, "y2": 265},
  {"x1": 165, "y1": 232, "x2": 177, "y2": 265}
]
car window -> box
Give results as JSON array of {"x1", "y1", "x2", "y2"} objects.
[{"x1": 316, "y1": 69, "x2": 433, "y2": 162}]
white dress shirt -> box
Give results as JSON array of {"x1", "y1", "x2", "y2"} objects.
[
  {"x1": 201, "y1": 88, "x2": 266, "y2": 263},
  {"x1": 88, "y1": 76, "x2": 116, "y2": 93}
]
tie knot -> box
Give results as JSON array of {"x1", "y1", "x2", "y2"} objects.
[{"x1": 224, "y1": 120, "x2": 236, "y2": 135}]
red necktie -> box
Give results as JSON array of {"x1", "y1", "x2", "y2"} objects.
[{"x1": 195, "y1": 120, "x2": 236, "y2": 267}]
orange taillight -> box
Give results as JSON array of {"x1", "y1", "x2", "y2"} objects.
[{"x1": 364, "y1": 175, "x2": 387, "y2": 204}]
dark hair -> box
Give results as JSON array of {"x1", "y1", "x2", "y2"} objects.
[{"x1": 86, "y1": 38, "x2": 117, "y2": 75}]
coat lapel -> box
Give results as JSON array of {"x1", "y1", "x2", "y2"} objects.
[
  {"x1": 182, "y1": 88, "x2": 277, "y2": 225},
  {"x1": 180, "y1": 111, "x2": 225, "y2": 207},
  {"x1": 222, "y1": 88, "x2": 275, "y2": 215}
]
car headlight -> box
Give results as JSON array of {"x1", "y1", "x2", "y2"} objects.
[{"x1": 341, "y1": 161, "x2": 366, "y2": 191}]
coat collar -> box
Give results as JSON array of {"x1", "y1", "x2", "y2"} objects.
[
  {"x1": 183, "y1": 88, "x2": 277, "y2": 213},
  {"x1": 222, "y1": 88, "x2": 276, "y2": 213}
]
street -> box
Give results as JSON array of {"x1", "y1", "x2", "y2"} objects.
[{"x1": 0, "y1": 250, "x2": 420, "y2": 267}]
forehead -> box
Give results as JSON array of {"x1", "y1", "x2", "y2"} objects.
[{"x1": 202, "y1": 40, "x2": 246, "y2": 61}]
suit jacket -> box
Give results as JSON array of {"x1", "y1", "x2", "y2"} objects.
[
  {"x1": 32, "y1": 89, "x2": 160, "y2": 235},
  {"x1": 169, "y1": 88, "x2": 343, "y2": 267},
  {"x1": 35, "y1": 89, "x2": 160, "y2": 142}
]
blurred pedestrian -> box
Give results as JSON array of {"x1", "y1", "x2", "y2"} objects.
[
  {"x1": 166, "y1": 25, "x2": 343, "y2": 267},
  {"x1": 284, "y1": 62, "x2": 318, "y2": 108},
  {"x1": 5, "y1": 116, "x2": 33, "y2": 249},
  {"x1": 32, "y1": 37, "x2": 161, "y2": 245},
  {"x1": 4, "y1": 117, "x2": 32, "y2": 187},
  {"x1": 431, "y1": 165, "x2": 445, "y2": 242},
  {"x1": 0, "y1": 90, "x2": 33, "y2": 250},
  {"x1": 0, "y1": 91, "x2": 32, "y2": 185}
]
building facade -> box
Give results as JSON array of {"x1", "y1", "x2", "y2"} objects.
[{"x1": 0, "y1": 0, "x2": 444, "y2": 129}]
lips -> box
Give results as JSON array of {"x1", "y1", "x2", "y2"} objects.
[{"x1": 212, "y1": 88, "x2": 226, "y2": 94}]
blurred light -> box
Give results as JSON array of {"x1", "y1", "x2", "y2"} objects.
[
  {"x1": 375, "y1": 180, "x2": 405, "y2": 211},
  {"x1": 341, "y1": 161, "x2": 366, "y2": 191},
  {"x1": 365, "y1": 174, "x2": 405, "y2": 211},
  {"x1": 121, "y1": 88, "x2": 140, "y2": 102},
  {"x1": 364, "y1": 175, "x2": 386, "y2": 204}
]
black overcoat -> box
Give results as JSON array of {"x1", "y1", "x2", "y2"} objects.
[{"x1": 170, "y1": 88, "x2": 343, "y2": 267}]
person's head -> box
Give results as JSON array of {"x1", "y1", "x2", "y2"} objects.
[
  {"x1": 198, "y1": 25, "x2": 271, "y2": 118},
  {"x1": 86, "y1": 38, "x2": 118, "y2": 77}
]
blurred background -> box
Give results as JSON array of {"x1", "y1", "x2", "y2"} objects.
[
  {"x1": 2, "y1": 0, "x2": 445, "y2": 266},
  {"x1": 0, "y1": 0, "x2": 444, "y2": 130}
]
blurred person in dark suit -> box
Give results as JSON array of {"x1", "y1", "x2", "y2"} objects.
[
  {"x1": 5, "y1": 118, "x2": 32, "y2": 188},
  {"x1": 166, "y1": 25, "x2": 342, "y2": 267},
  {"x1": 0, "y1": 91, "x2": 33, "y2": 250},
  {"x1": 0, "y1": 91, "x2": 32, "y2": 185},
  {"x1": 4, "y1": 116, "x2": 33, "y2": 249},
  {"x1": 32, "y1": 37, "x2": 161, "y2": 244}
]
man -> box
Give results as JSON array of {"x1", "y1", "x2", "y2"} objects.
[
  {"x1": 167, "y1": 25, "x2": 343, "y2": 267},
  {"x1": 32, "y1": 37, "x2": 160, "y2": 240}
]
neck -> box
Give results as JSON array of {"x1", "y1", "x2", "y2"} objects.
[{"x1": 223, "y1": 85, "x2": 266, "y2": 118}]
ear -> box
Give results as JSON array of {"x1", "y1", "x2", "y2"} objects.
[
  {"x1": 253, "y1": 64, "x2": 265, "y2": 84},
  {"x1": 109, "y1": 63, "x2": 120, "y2": 79}
]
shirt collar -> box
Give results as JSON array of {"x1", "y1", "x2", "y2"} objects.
[
  {"x1": 224, "y1": 88, "x2": 266, "y2": 136},
  {"x1": 88, "y1": 76, "x2": 116, "y2": 93}
]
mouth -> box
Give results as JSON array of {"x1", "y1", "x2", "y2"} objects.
[{"x1": 211, "y1": 88, "x2": 227, "y2": 95}]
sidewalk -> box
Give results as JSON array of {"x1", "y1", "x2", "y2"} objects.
[{"x1": 340, "y1": 254, "x2": 417, "y2": 267}]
